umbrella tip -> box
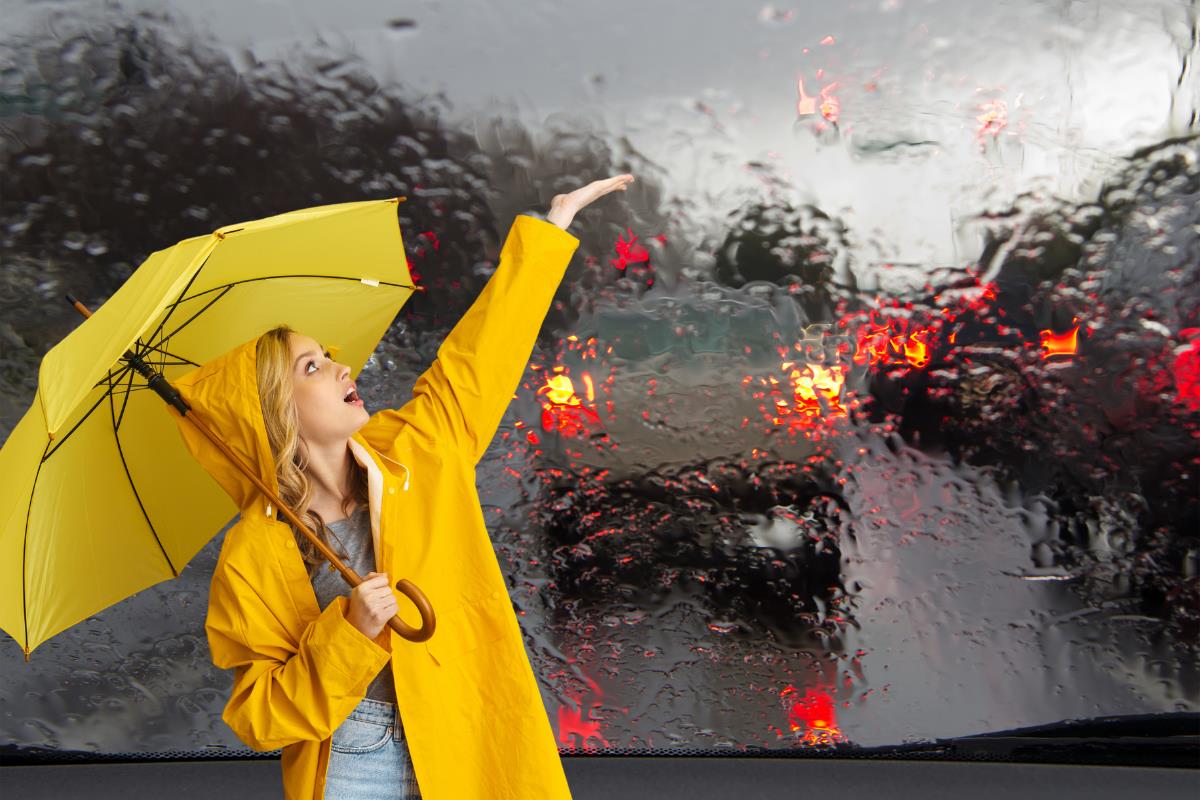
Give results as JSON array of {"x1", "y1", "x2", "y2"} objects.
[
  {"x1": 23, "y1": 647, "x2": 30, "y2": 663},
  {"x1": 65, "y1": 293, "x2": 78, "y2": 305}
]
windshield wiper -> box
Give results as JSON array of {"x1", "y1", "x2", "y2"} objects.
[{"x1": 840, "y1": 713, "x2": 1199, "y2": 768}]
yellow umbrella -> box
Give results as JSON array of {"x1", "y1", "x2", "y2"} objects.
[{"x1": 0, "y1": 197, "x2": 434, "y2": 661}]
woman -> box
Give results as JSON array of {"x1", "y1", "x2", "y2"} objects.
[{"x1": 172, "y1": 174, "x2": 634, "y2": 799}]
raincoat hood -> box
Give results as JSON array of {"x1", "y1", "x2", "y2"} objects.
[{"x1": 171, "y1": 334, "x2": 281, "y2": 512}]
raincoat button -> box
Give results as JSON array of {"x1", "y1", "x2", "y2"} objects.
[
  {"x1": 491, "y1": 589, "x2": 501, "y2": 599},
  {"x1": 286, "y1": 540, "x2": 295, "y2": 549},
  {"x1": 388, "y1": 487, "x2": 396, "y2": 495}
]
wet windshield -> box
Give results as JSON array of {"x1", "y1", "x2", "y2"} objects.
[{"x1": 0, "y1": 0, "x2": 1196, "y2": 763}]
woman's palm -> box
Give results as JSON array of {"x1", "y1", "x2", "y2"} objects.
[{"x1": 546, "y1": 173, "x2": 634, "y2": 230}]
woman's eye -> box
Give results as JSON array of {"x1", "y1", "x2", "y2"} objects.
[{"x1": 305, "y1": 351, "x2": 331, "y2": 375}]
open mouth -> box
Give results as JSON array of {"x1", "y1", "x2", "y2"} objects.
[{"x1": 343, "y1": 386, "x2": 363, "y2": 406}]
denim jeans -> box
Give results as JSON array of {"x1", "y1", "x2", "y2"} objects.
[{"x1": 325, "y1": 697, "x2": 422, "y2": 798}]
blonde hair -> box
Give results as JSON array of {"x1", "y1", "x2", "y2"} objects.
[{"x1": 255, "y1": 324, "x2": 370, "y2": 577}]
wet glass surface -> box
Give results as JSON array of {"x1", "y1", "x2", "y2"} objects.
[{"x1": 1, "y1": 0, "x2": 1197, "y2": 757}]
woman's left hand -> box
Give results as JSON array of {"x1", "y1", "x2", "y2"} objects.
[{"x1": 546, "y1": 173, "x2": 635, "y2": 231}]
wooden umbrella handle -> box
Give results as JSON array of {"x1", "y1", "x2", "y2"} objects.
[{"x1": 171, "y1": 406, "x2": 436, "y2": 642}]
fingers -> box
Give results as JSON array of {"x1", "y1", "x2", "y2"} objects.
[
  {"x1": 547, "y1": 174, "x2": 634, "y2": 225},
  {"x1": 373, "y1": 592, "x2": 398, "y2": 622},
  {"x1": 603, "y1": 174, "x2": 634, "y2": 196},
  {"x1": 358, "y1": 572, "x2": 392, "y2": 599},
  {"x1": 595, "y1": 174, "x2": 633, "y2": 192},
  {"x1": 583, "y1": 174, "x2": 633, "y2": 194},
  {"x1": 363, "y1": 571, "x2": 396, "y2": 608},
  {"x1": 576, "y1": 174, "x2": 634, "y2": 208}
]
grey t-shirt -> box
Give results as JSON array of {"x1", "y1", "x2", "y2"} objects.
[{"x1": 309, "y1": 505, "x2": 397, "y2": 707}]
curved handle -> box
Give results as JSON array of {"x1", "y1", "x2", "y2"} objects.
[{"x1": 385, "y1": 577, "x2": 436, "y2": 641}]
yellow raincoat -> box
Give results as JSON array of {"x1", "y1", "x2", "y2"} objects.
[{"x1": 171, "y1": 214, "x2": 580, "y2": 799}]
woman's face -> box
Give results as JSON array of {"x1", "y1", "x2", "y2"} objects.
[{"x1": 287, "y1": 332, "x2": 369, "y2": 447}]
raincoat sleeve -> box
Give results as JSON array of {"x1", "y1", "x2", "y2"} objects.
[
  {"x1": 204, "y1": 551, "x2": 392, "y2": 752},
  {"x1": 362, "y1": 214, "x2": 580, "y2": 465}
]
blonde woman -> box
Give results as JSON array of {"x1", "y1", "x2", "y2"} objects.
[{"x1": 173, "y1": 174, "x2": 634, "y2": 799}]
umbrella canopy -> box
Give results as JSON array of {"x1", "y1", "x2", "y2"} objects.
[{"x1": 0, "y1": 197, "x2": 416, "y2": 660}]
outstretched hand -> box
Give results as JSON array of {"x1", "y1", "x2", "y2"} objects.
[{"x1": 546, "y1": 173, "x2": 635, "y2": 231}]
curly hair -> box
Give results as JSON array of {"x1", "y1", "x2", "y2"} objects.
[{"x1": 254, "y1": 324, "x2": 370, "y2": 577}]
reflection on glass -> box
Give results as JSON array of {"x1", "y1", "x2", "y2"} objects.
[{"x1": 0, "y1": 0, "x2": 1196, "y2": 766}]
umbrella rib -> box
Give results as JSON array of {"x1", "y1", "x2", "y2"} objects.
[
  {"x1": 21, "y1": 439, "x2": 51, "y2": 655},
  {"x1": 130, "y1": 360, "x2": 195, "y2": 370},
  {"x1": 153, "y1": 285, "x2": 234, "y2": 352},
  {"x1": 107, "y1": 368, "x2": 179, "y2": 578},
  {"x1": 173, "y1": 274, "x2": 413, "y2": 306},
  {"x1": 136, "y1": 338, "x2": 169, "y2": 388},
  {"x1": 44, "y1": 364, "x2": 135, "y2": 462},
  {"x1": 150, "y1": 274, "x2": 414, "y2": 353},
  {"x1": 148, "y1": 339, "x2": 169, "y2": 377},
  {"x1": 92, "y1": 363, "x2": 131, "y2": 391},
  {"x1": 113, "y1": 360, "x2": 135, "y2": 432},
  {"x1": 142, "y1": 250, "x2": 215, "y2": 358},
  {"x1": 135, "y1": 340, "x2": 201, "y2": 369},
  {"x1": 89, "y1": 363, "x2": 189, "y2": 396}
]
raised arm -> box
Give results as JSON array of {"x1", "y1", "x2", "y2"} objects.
[
  {"x1": 361, "y1": 214, "x2": 579, "y2": 465},
  {"x1": 361, "y1": 174, "x2": 634, "y2": 466}
]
